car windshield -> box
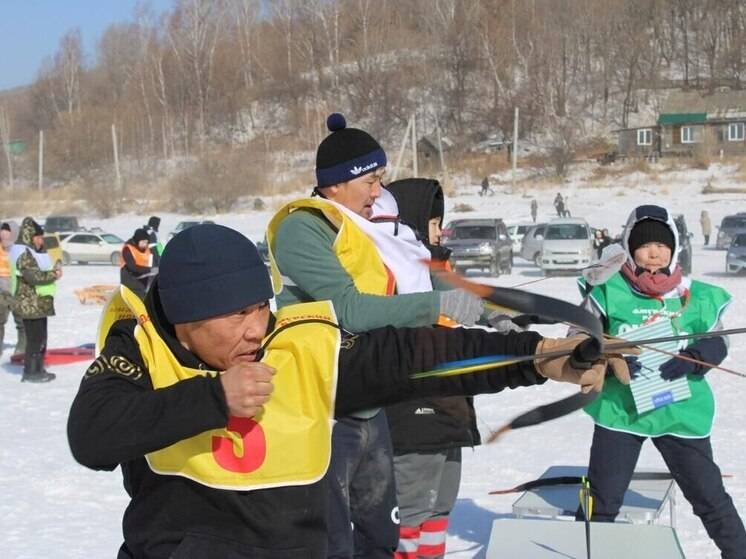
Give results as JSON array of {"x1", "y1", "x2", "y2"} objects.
[
  {"x1": 733, "y1": 234, "x2": 746, "y2": 247},
  {"x1": 43, "y1": 237, "x2": 59, "y2": 249},
  {"x1": 545, "y1": 224, "x2": 588, "y2": 240},
  {"x1": 449, "y1": 225, "x2": 495, "y2": 240},
  {"x1": 722, "y1": 216, "x2": 746, "y2": 228},
  {"x1": 101, "y1": 234, "x2": 124, "y2": 244}
]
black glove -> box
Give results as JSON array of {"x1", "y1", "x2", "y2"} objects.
[
  {"x1": 622, "y1": 356, "x2": 642, "y2": 380},
  {"x1": 569, "y1": 337, "x2": 602, "y2": 369},
  {"x1": 659, "y1": 336, "x2": 727, "y2": 381}
]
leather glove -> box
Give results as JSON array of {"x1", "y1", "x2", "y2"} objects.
[
  {"x1": 439, "y1": 289, "x2": 484, "y2": 327},
  {"x1": 534, "y1": 335, "x2": 607, "y2": 393}
]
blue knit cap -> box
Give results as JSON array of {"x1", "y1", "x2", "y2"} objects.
[
  {"x1": 315, "y1": 113, "x2": 387, "y2": 188},
  {"x1": 158, "y1": 224, "x2": 273, "y2": 324}
]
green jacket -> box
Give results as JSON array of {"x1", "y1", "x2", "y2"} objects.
[
  {"x1": 272, "y1": 208, "x2": 441, "y2": 419},
  {"x1": 13, "y1": 218, "x2": 57, "y2": 319},
  {"x1": 273, "y1": 209, "x2": 440, "y2": 330}
]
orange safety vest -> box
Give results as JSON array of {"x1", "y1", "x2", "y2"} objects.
[
  {"x1": 0, "y1": 245, "x2": 10, "y2": 279},
  {"x1": 120, "y1": 243, "x2": 152, "y2": 269}
]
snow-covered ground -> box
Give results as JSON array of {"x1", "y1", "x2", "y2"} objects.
[{"x1": 1, "y1": 167, "x2": 745, "y2": 558}]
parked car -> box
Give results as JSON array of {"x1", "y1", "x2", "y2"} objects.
[
  {"x1": 673, "y1": 214, "x2": 693, "y2": 275},
  {"x1": 44, "y1": 215, "x2": 80, "y2": 233},
  {"x1": 168, "y1": 220, "x2": 215, "y2": 241},
  {"x1": 442, "y1": 218, "x2": 512, "y2": 276},
  {"x1": 506, "y1": 223, "x2": 533, "y2": 255},
  {"x1": 59, "y1": 231, "x2": 125, "y2": 265},
  {"x1": 726, "y1": 233, "x2": 746, "y2": 274},
  {"x1": 519, "y1": 223, "x2": 547, "y2": 266},
  {"x1": 716, "y1": 212, "x2": 746, "y2": 249},
  {"x1": 42, "y1": 233, "x2": 64, "y2": 268},
  {"x1": 540, "y1": 218, "x2": 594, "y2": 274},
  {"x1": 256, "y1": 236, "x2": 270, "y2": 263}
]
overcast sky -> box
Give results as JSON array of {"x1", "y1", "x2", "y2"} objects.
[{"x1": 0, "y1": 0, "x2": 172, "y2": 91}]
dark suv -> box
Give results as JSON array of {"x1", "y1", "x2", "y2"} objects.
[
  {"x1": 716, "y1": 213, "x2": 746, "y2": 249},
  {"x1": 673, "y1": 214, "x2": 692, "y2": 275},
  {"x1": 442, "y1": 218, "x2": 513, "y2": 276},
  {"x1": 44, "y1": 215, "x2": 80, "y2": 233}
]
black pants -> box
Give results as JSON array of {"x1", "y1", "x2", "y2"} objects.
[
  {"x1": 24, "y1": 317, "x2": 48, "y2": 358},
  {"x1": 585, "y1": 425, "x2": 746, "y2": 559},
  {"x1": 326, "y1": 413, "x2": 399, "y2": 559}
]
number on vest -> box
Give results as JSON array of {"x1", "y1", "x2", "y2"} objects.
[{"x1": 211, "y1": 416, "x2": 267, "y2": 473}]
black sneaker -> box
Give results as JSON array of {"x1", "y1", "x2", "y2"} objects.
[{"x1": 21, "y1": 371, "x2": 56, "y2": 383}]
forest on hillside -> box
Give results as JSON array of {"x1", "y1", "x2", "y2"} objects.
[{"x1": 1, "y1": 0, "x2": 745, "y2": 198}]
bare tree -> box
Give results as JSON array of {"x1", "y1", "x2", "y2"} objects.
[{"x1": 0, "y1": 106, "x2": 14, "y2": 189}]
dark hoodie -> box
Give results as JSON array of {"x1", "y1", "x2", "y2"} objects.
[
  {"x1": 383, "y1": 178, "x2": 481, "y2": 452},
  {"x1": 12, "y1": 217, "x2": 57, "y2": 319}
]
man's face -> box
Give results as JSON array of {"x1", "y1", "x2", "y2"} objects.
[
  {"x1": 323, "y1": 168, "x2": 385, "y2": 219},
  {"x1": 633, "y1": 242, "x2": 672, "y2": 273},
  {"x1": 174, "y1": 301, "x2": 271, "y2": 370},
  {"x1": 0, "y1": 230, "x2": 11, "y2": 246},
  {"x1": 32, "y1": 235, "x2": 44, "y2": 250},
  {"x1": 137, "y1": 239, "x2": 149, "y2": 251}
]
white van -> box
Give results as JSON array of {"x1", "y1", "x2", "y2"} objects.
[{"x1": 540, "y1": 218, "x2": 594, "y2": 274}]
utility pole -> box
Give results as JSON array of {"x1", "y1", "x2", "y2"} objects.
[
  {"x1": 392, "y1": 115, "x2": 413, "y2": 182},
  {"x1": 411, "y1": 111, "x2": 418, "y2": 177},
  {"x1": 38, "y1": 130, "x2": 44, "y2": 191},
  {"x1": 512, "y1": 107, "x2": 519, "y2": 194},
  {"x1": 112, "y1": 124, "x2": 122, "y2": 191}
]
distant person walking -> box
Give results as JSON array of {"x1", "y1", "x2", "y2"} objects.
[
  {"x1": 700, "y1": 210, "x2": 712, "y2": 246},
  {"x1": 479, "y1": 176, "x2": 494, "y2": 197},
  {"x1": 143, "y1": 216, "x2": 163, "y2": 265},
  {"x1": 554, "y1": 193, "x2": 566, "y2": 217},
  {"x1": 530, "y1": 199, "x2": 538, "y2": 223}
]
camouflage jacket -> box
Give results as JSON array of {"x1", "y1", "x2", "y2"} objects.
[{"x1": 14, "y1": 218, "x2": 56, "y2": 319}]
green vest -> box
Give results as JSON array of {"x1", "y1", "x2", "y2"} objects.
[
  {"x1": 582, "y1": 273, "x2": 730, "y2": 438},
  {"x1": 10, "y1": 250, "x2": 56, "y2": 297}
]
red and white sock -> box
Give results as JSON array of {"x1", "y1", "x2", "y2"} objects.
[
  {"x1": 394, "y1": 525, "x2": 420, "y2": 559},
  {"x1": 417, "y1": 518, "x2": 448, "y2": 558}
]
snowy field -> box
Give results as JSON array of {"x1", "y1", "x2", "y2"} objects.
[{"x1": 1, "y1": 166, "x2": 745, "y2": 558}]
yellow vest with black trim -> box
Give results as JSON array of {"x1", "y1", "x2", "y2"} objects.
[
  {"x1": 266, "y1": 198, "x2": 394, "y2": 297},
  {"x1": 97, "y1": 285, "x2": 341, "y2": 491}
]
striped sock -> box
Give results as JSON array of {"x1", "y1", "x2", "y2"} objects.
[
  {"x1": 417, "y1": 517, "x2": 448, "y2": 558},
  {"x1": 394, "y1": 525, "x2": 420, "y2": 559}
]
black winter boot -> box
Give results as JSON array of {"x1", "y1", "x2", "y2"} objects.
[{"x1": 21, "y1": 353, "x2": 55, "y2": 383}]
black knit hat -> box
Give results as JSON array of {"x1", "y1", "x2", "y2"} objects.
[
  {"x1": 0, "y1": 222, "x2": 10, "y2": 232},
  {"x1": 132, "y1": 228, "x2": 150, "y2": 244},
  {"x1": 158, "y1": 224, "x2": 273, "y2": 324},
  {"x1": 315, "y1": 113, "x2": 387, "y2": 188},
  {"x1": 628, "y1": 218, "x2": 675, "y2": 255},
  {"x1": 147, "y1": 216, "x2": 161, "y2": 231}
]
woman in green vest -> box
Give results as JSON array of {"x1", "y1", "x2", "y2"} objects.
[
  {"x1": 580, "y1": 204, "x2": 746, "y2": 558},
  {"x1": 10, "y1": 217, "x2": 61, "y2": 383}
]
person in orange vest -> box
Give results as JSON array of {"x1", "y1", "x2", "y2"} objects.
[{"x1": 120, "y1": 228, "x2": 154, "y2": 299}]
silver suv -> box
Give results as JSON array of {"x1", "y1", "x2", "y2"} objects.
[
  {"x1": 443, "y1": 218, "x2": 513, "y2": 276},
  {"x1": 716, "y1": 213, "x2": 746, "y2": 249},
  {"x1": 540, "y1": 218, "x2": 594, "y2": 274},
  {"x1": 520, "y1": 223, "x2": 547, "y2": 266}
]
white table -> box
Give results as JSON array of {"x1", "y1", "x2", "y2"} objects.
[
  {"x1": 511, "y1": 465, "x2": 677, "y2": 526},
  {"x1": 485, "y1": 518, "x2": 686, "y2": 559}
]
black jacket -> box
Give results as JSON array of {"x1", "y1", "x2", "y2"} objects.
[
  {"x1": 384, "y1": 178, "x2": 479, "y2": 452},
  {"x1": 67, "y1": 287, "x2": 543, "y2": 559}
]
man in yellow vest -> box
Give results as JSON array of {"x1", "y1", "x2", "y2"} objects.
[
  {"x1": 0, "y1": 223, "x2": 14, "y2": 355},
  {"x1": 67, "y1": 223, "x2": 619, "y2": 559}
]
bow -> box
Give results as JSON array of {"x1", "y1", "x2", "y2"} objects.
[{"x1": 431, "y1": 267, "x2": 609, "y2": 442}]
